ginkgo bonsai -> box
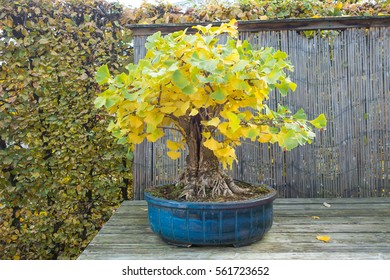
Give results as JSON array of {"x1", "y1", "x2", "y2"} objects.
[{"x1": 95, "y1": 19, "x2": 326, "y2": 201}]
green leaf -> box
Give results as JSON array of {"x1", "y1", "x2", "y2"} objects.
[
  {"x1": 309, "y1": 114, "x2": 327, "y2": 129},
  {"x1": 231, "y1": 79, "x2": 250, "y2": 91},
  {"x1": 123, "y1": 91, "x2": 138, "y2": 101},
  {"x1": 232, "y1": 60, "x2": 249, "y2": 72},
  {"x1": 126, "y1": 150, "x2": 134, "y2": 161},
  {"x1": 191, "y1": 53, "x2": 219, "y2": 73},
  {"x1": 200, "y1": 60, "x2": 219, "y2": 73},
  {"x1": 226, "y1": 111, "x2": 240, "y2": 133},
  {"x1": 94, "y1": 91, "x2": 120, "y2": 108},
  {"x1": 38, "y1": 38, "x2": 50, "y2": 45},
  {"x1": 95, "y1": 65, "x2": 110, "y2": 85},
  {"x1": 117, "y1": 137, "x2": 128, "y2": 145},
  {"x1": 145, "y1": 31, "x2": 162, "y2": 50},
  {"x1": 172, "y1": 70, "x2": 189, "y2": 89},
  {"x1": 276, "y1": 82, "x2": 289, "y2": 96},
  {"x1": 182, "y1": 84, "x2": 196, "y2": 95},
  {"x1": 289, "y1": 80, "x2": 297, "y2": 91},
  {"x1": 273, "y1": 50, "x2": 288, "y2": 60},
  {"x1": 266, "y1": 66, "x2": 282, "y2": 84},
  {"x1": 94, "y1": 96, "x2": 106, "y2": 108},
  {"x1": 114, "y1": 73, "x2": 128, "y2": 86},
  {"x1": 105, "y1": 95, "x2": 121, "y2": 108},
  {"x1": 245, "y1": 128, "x2": 259, "y2": 139},
  {"x1": 211, "y1": 87, "x2": 226, "y2": 101},
  {"x1": 279, "y1": 129, "x2": 299, "y2": 151},
  {"x1": 293, "y1": 109, "x2": 307, "y2": 120}
]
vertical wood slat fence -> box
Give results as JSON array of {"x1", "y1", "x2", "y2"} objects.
[{"x1": 130, "y1": 17, "x2": 390, "y2": 199}]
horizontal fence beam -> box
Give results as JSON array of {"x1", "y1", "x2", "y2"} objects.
[{"x1": 127, "y1": 16, "x2": 390, "y2": 36}]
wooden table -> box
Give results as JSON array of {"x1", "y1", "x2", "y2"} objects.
[{"x1": 78, "y1": 198, "x2": 390, "y2": 260}]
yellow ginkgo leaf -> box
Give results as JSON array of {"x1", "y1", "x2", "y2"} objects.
[
  {"x1": 259, "y1": 133, "x2": 272, "y2": 143},
  {"x1": 203, "y1": 137, "x2": 221, "y2": 151},
  {"x1": 316, "y1": 235, "x2": 331, "y2": 243},
  {"x1": 146, "y1": 129, "x2": 164, "y2": 142},
  {"x1": 128, "y1": 115, "x2": 143, "y2": 128},
  {"x1": 166, "y1": 140, "x2": 182, "y2": 151},
  {"x1": 189, "y1": 108, "x2": 199, "y2": 116},
  {"x1": 160, "y1": 106, "x2": 177, "y2": 114},
  {"x1": 202, "y1": 131, "x2": 211, "y2": 139},
  {"x1": 167, "y1": 151, "x2": 181, "y2": 160},
  {"x1": 207, "y1": 117, "x2": 220, "y2": 127},
  {"x1": 128, "y1": 133, "x2": 145, "y2": 144},
  {"x1": 180, "y1": 101, "x2": 190, "y2": 114}
]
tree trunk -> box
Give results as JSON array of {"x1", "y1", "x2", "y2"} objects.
[{"x1": 177, "y1": 115, "x2": 249, "y2": 200}]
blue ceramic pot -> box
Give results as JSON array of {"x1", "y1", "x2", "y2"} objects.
[{"x1": 144, "y1": 186, "x2": 277, "y2": 247}]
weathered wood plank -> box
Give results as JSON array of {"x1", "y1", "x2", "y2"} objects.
[
  {"x1": 90, "y1": 232, "x2": 390, "y2": 245},
  {"x1": 79, "y1": 252, "x2": 388, "y2": 260},
  {"x1": 79, "y1": 199, "x2": 390, "y2": 260},
  {"x1": 80, "y1": 243, "x2": 390, "y2": 260}
]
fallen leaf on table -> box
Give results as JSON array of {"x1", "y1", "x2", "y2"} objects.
[
  {"x1": 323, "y1": 202, "x2": 331, "y2": 208},
  {"x1": 316, "y1": 235, "x2": 331, "y2": 242},
  {"x1": 311, "y1": 216, "x2": 320, "y2": 219}
]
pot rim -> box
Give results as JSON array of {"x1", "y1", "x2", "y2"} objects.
[{"x1": 144, "y1": 185, "x2": 277, "y2": 210}]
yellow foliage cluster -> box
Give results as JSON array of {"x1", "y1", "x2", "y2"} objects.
[{"x1": 96, "y1": 19, "x2": 326, "y2": 169}]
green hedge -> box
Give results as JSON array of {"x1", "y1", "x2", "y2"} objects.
[{"x1": 0, "y1": 0, "x2": 133, "y2": 259}]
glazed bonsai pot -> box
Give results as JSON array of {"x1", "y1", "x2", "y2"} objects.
[{"x1": 144, "y1": 186, "x2": 277, "y2": 247}]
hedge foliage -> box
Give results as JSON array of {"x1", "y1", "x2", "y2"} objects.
[
  {"x1": 124, "y1": 0, "x2": 390, "y2": 24},
  {"x1": 0, "y1": 0, "x2": 133, "y2": 259}
]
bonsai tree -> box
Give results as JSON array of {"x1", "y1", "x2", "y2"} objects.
[{"x1": 95, "y1": 19, "x2": 326, "y2": 200}]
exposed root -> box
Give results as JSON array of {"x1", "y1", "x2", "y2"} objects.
[
  {"x1": 222, "y1": 172, "x2": 250, "y2": 195},
  {"x1": 176, "y1": 169, "x2": 251, "y2": 200},
  {"x1": 210, "y1": 174, "x2": 233, "y2": 197},
  {"x1": 179, "y1": 184, "x2": 196, "y2": 200}
]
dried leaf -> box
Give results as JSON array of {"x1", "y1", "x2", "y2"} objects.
[
  {"x1": 317, "y1": 235, "x2": 331, "y2": 243},
  {"x1": 311, "y1": 216, "x2": 320, "y2": 219},
  {"x1": 323, "y1": 202, "x2": 331, "y2": 208}
]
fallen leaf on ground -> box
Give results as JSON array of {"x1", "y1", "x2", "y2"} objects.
[
  {"x1": 311, "y1": 216, "x2": 320, "y2": 219},
  {"x1": 323, "y1": 202, "x2": 331, "y2": 208},
  {"x1": 316, "y1": 235, "x2": 331, "y2": 242}
]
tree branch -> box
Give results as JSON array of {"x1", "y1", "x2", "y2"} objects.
[{"x1": 157, "y1": 84, "x2": 162, "y2": 105}]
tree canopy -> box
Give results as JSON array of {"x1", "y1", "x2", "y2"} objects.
[{"x1": 96, "y1": 20, "x2": 326, "y2": 170}]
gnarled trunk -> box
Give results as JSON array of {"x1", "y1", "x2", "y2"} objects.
[{"x1": 177, "y1": 115, "x2": 249, "y2": 200}]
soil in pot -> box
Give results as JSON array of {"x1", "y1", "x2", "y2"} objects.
[{"x1": 148, "y1": 180, "x2": 272, "y2": 202}]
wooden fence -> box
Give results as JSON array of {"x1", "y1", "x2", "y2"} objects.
[{"x1": 129, "y1": 17, "x2": 390, "y2": 199}]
